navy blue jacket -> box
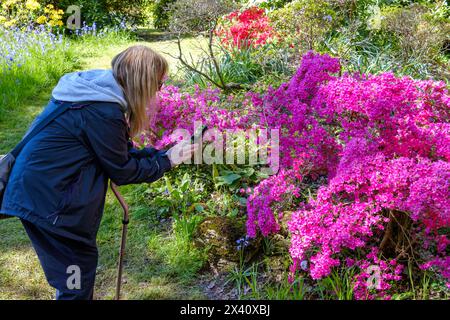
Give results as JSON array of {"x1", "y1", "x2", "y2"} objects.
[{"x1": 0, "y1": 99, "x2": 171, "y2": 243}]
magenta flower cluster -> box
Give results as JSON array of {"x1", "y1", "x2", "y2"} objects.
[
  {"x1": 351, "y1": 248, "x2": 404, "y2": 300},
  {"x1": 249, "y1": 51, "x2": 342, "y2": 171},
  {"x1": 139, "y1": 85, "x2": 255, "y2": 149},
  {"x1": 246, "y1": 169, "x2": 301, "y2": 237}
]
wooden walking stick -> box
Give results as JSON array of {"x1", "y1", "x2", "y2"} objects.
[{"x1": 110, "y1": 181, "x2": 129, "y2": 300}]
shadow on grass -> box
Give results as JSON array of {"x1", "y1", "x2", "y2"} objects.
[
  {"x1": 0, "y1": 91, "x2": 51, "y2": 154},
  {"x1": 134, "y1": 28, "x2": 184, "y2": 42}
]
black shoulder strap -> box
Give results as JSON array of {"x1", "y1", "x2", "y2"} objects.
[{"x1": 10, "y1": 99, "x2": 73, "y2": 158}]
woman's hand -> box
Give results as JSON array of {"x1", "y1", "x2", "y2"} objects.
[{"x1": 166, "y1": 142, "x2": 199, "y2": 167}]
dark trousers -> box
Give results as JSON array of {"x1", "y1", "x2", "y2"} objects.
[{"x1": 21, "y1": 219, "x2": 98, "y2": 300}]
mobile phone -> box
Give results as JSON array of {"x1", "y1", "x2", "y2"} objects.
[{"x1": 191, "y1": 125, "x2": 208, "y2": 143}]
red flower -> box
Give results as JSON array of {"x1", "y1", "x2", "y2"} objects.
[{"x1": 217, "y1": 7, "x2": 278, "y2": 49}]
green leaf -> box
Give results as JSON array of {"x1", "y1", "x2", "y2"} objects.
[
  {"x1": 212, "y1": 164, "x2": 219, "y2": 179},
  {"x1": 238, "y1": 197, "x2": 247, "y2": 206},
  {"x1": 221, "y1": 173, "x2": 241, "y2": 185},
  {"x1": 164, "y1": 176, "x2": 174, "y2": 193},
  {"x1": 194, "y1": 204, "x2": 204, "y2": 212}
]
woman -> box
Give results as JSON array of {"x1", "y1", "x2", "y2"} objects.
[{"x1": 0, "y1": 46, "x2": 196, "y2": 299}]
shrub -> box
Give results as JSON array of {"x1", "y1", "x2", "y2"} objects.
[
  {"x1": 269, "y1": 0, "x2": 336, "y2": 51},
  {"x1": 138, "y1": 49, "x2": 449, "y2": 299},
  {"x1": 379, "y1": 3, "x2": 450, "y2": 79},
  {"x1": 324, "y1": 1, "x2": 449, "y2": 80},
  {"x1": 0, "y1": 0, "x2": 64, "y2": 28},
  {"x1": 42, "y1": 0, "x2": 154, "y2": 27},
  {"x1": 153, "y1": 0, "x2": 176, "y2": 29},
  {"x1": 244, "y1": 52, "x2": 450, "y2": 298}
]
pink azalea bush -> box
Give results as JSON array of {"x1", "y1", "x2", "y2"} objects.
[
  {"x1": 145, "y1": 51, "x2": 449, "y2": 299},
  {"x1": 245, "y1": 52, "x2": 450, "y2": 298}
]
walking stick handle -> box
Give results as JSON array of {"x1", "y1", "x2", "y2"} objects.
[{"x1": 110, "y1": 182, "x2": 129, "y2": 216}]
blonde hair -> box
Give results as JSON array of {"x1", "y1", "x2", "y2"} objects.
[{"x1": 112, "y1": 45, "x2": 168, "y2": 137}]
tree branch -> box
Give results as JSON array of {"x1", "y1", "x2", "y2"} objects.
[{"x1": 175, "y1": 33, "x2": 224, "y2": 89}]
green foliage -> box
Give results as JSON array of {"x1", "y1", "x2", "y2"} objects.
[
  {"x1": 264, "y1": 276, "x2": 307, "y2": 300},
  {"x1": 180, "y1": 43, "x2": 293, "y2": 89},
  {"x1": 205, "y1": 190, "x2": 246, "y2": 218},
  {"x1": 320, "y1": 0, "x2": 449, "y2": 80},
  {"x1": 318, "y1": 267, "x2": 357, "y2": 300},
  {"x1": 114, "y1": 182, "x2": 207, "y2": 287},
  {"x1": 226, "y1": 262, "x2": 263, "y2": 298},
  {"x1": 152, "y1": 0, "x2": 176, "y2": 29},
  {"x1": 257, "y1": 0, "x2": 294, "y2": 10},
  {"x1": 0, "y1": 0, "x2": 65, "y2": 28},
  {"x1": 0, "y1": 30, "x2": 78, "y2": 121},
  {"x1": 173, "y1": 214, "x2": 204, "y2": 243},
  {"x1": 42, "y1": 0, "x2": 155, "y2": 26},
  {"x1": 213, "y1": 164, "x2": 266, "y2": 190},
  {"x1": 147, "y1": 229, "x2": 206, "y2": 282},
  {"x1": 269, "y1": 0, "x2": 337, "y2": 51}
]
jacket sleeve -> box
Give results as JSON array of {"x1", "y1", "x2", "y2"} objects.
[
  {"x1": 127, "y1": 141, "x2": 160, "y2": 159},
  {"x1": 83, "y1": 115, "x2": 172, "y2": 186}
]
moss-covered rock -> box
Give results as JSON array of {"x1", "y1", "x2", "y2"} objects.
[
  {"x1": 194, "y1": 216, "x2": 261, "y2": 266},
  {"x1": 264, "y1": 255, "x2": 291, "y2": 283},
  {"x1": 279, "y1": 211, "x2": 293, "y2": 236}
]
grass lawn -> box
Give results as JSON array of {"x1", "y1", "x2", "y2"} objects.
[
  {"x1": 81, "y1": 36, "x2": 206, "y2": 73},
  {"x1": 0, "y1": 33, "x2": 208, "y2": 300}
]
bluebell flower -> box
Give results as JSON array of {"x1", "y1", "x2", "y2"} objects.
[
  {"x1": 323, "y1": 15, "x2": 332, "y2": 23},
  {"x1": 300, "y1": 260, "x2": 308, "y2": 271},
  {"x1": 236, "y1": 236, "x2": 250, "y2": 251}
]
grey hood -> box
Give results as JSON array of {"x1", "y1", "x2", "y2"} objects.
[{"x1": 52, "y1": 69, "x2": 128, "y2": 112}]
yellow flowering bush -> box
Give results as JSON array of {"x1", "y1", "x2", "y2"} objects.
[
  {"x1": 25, "y1": 0, "x2": 40, "y2": 11},
  {"x1": 0, "y1": 0, "x2": 64, "y2": 28}
]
